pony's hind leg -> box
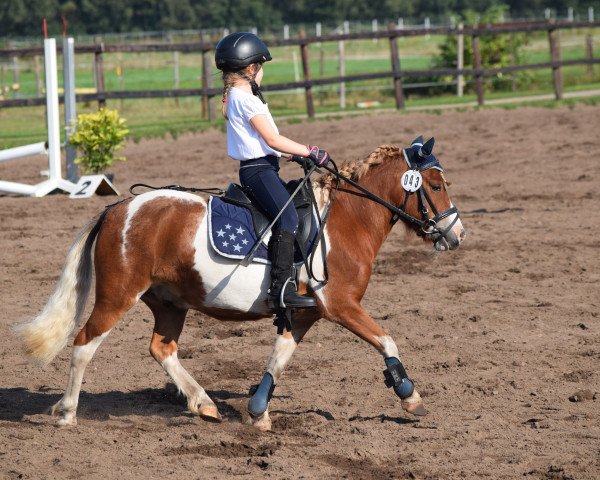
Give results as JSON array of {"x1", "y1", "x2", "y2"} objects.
[
  {"x1": 51, "y1": 299, "x2": 131, "y2": 426},
  {"x1": 144, "y1": 293, "x2": 220, "y2": 422}
]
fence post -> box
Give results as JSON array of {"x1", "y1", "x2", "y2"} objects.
[
  {"x1": 173, "y1": 50, "x2": 180, "y2": 88},
  {"x1": 94, "y1": 41, "x2": 106, "y2": 109},
  {"x1": 319, "y1": 48, "x2": 325, "y2": 106},
  {"x1": 388, "y1": 23, "x2": 404, "y2": 109},
  {"x1": 586, "y1": 35, "x2": 594, "y2": 76},
  {"x1": 372, "y1": 19, "x2": 378, "y2": 43},
  {"x1": 201, "y1": 33, "x2": 215, "y2": 122},
  {"x1": 509, "y1": 34, "x2": 517, "y2": 91},
  {"x1": 457, "y1": 23, "x2": 464, "y2": 97},
  {"x1": 202, "y1": 48, "x2": 215, "y2": 121},
  {"x1": 548, "y1": 27, "x2": 563, "y2": 100},
  {"x1": 34, "y1": 55, "x2": 43, "y2": 97},
  {"x1": 338, "y1": 31, "x2": 346, "y2": 109},
  {"x1": 472, "y1": 34, "x2": 484, "y2": 106},
  {"x1": 299, "y1": 31, "x2": 315, "y2": 118},
  {"x1": 12, "y1": 56, "x2": 19, "y2": 98},
  {"x1": 173, "y1": 50, "x2": 180, "y2": 106}
]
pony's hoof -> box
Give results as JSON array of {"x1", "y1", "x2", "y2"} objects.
[
  {"x1": 56, "y1": 416, "x2": 77, "y2": 427},
  {"x1": 405, "y1": 402, "x2": 428, "y2": 416},
  {"x1": 401, "y1": 389, "x2": 428, "y2": 416},
  {"x1": 50, "y1": 402, "x2": 78, "y2": 424},
  {"x1": 199, "y1": 405, "x2": 222, "y2": 423},
  {"x1": 251, "y1": 412, "x2": 272, "y2": 431}
]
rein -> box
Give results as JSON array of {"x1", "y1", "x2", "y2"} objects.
[{"x1": 129, "y1": 183, "x2": 225, "y2": 196}]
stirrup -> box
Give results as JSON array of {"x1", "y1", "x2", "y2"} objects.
[{"x1": 277, "y1": 277, "x2": 316, "y2": 309}]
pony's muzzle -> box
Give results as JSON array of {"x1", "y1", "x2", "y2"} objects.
[
  {"x1": 446, "y1": 226, "x2": 466, "y2": 250},
  {"x1": 434, "y1": 214, "x2": 465, "y2": 251},
  {"x1": 433, "y1": 225, "x2": 465, "y2": 251}
]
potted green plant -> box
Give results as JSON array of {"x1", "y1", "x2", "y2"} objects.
[{"x1": 69, "y1": 108, "x2": 129, "y2": 179}]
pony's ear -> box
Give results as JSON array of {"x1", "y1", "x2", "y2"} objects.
[
  {"x1": 411, "y1": 135, "x2": 424, "y2": 146},
  {"x1": 420, "y1": 137, "x2": 435, "y2": 157}
]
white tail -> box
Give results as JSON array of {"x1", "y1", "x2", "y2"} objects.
[{"x1": 15, "y1": 211, "x2": 107, "y2": 365}]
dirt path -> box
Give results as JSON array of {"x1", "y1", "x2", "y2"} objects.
[{"x1": 1, "y1": 105, "x2": 599, "y2": 479}]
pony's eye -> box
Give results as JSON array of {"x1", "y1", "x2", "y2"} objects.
[{"x1": 431, "y1": 184, "x2": 442, "y2": 192}]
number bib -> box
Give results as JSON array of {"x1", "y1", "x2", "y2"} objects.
[{"x1": 401, "y1": 170, "x2": 422, "y2": 192}]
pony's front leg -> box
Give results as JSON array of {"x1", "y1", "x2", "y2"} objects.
[
  {"x1": 327, "y1": 302, "x2": 427, "y2": 416},
  {"x1": 248, "y1": 317, "x2": 316, "y2": 430}
]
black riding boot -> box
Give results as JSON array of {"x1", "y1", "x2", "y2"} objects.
[{"x1": 268, "y1": 230, "x2": 316, "y2": 309}]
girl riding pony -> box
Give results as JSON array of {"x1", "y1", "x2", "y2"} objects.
[{"x1": 215, "y1": 32, "x2": 330, "y2": 310}]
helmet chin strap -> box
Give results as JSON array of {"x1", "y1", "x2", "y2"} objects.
[
  {"x1": 234, "y1": 64, "x2": 266, "y2": 104},
  {"x1": 250, "y1": 63, "x2": 266, "y2": 104}
]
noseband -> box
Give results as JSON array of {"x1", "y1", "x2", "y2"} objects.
[{"x1": 393, "y1": 146, "x2": 460, "y2": 243}]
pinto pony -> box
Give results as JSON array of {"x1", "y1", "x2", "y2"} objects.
[{"x1": 16, "y1": 138, "x2": 465, "y2": 430}]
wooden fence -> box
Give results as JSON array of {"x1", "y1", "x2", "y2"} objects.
[{"x1": 1, "y1": 20, "x2": 599, "y2": 117}]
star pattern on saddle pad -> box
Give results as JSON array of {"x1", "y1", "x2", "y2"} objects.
[
  {"x1": 208, "y1": 196, "x2": 317, "y2": 264},
  {"x1": 209, "y1": 199, "x2": 260, "y2": 258}
]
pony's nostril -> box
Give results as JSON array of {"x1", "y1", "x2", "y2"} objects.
[{"x1": 459, "y1": 229, "x2": 466, "y2": 241}]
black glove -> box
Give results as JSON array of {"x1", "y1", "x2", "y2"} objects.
[{"x1": 307, "y1": 145, "x2": 330, "y2": 166}]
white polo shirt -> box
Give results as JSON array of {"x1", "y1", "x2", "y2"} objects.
[{"x1": 226, "y1": 87, "x2": 281, "y2": 161}]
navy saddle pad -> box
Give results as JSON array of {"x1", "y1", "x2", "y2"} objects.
[{"x1": 207, "y1": 182, "x2": 318, "y2": 264}]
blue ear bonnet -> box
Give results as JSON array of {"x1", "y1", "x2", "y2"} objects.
[{"x1": 403, "y1": 136, "x2": 443, "y2": 172}]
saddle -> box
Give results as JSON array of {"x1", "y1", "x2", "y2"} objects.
[{"x1": 207, "y1": 180, "x2": 317, "y2": 264}]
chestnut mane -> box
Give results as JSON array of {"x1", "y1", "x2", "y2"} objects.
[{"x1": 315, "y1": 145, "x2": 404, "y2": 192}]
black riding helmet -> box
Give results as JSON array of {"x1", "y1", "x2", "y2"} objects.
[{"x1": 215, "y1": 32, "x2": 272, "y2": 71}]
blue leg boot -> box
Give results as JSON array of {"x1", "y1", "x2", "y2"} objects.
[
  {"x1": 248, "y1": 372, "x2": 275, "y2": 418},
  {"x1": 384, "y1": 357, "x2": 427, "y2": 416}
]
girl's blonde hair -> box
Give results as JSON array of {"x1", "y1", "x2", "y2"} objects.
[{"x1": 221, "y1": 64, "x2": 262, "y2": 119}]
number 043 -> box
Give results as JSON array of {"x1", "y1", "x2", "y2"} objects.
[{"x1": 401, "y1": 170, "x2": 422, "y2": 192}]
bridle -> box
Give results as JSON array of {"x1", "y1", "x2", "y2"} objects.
[
  {"x1": 314, "y1": 142, "x2": 460, "y2": 246},
  {"x1": 393, "y1": 143, "x2": 460, "y2": 243}
]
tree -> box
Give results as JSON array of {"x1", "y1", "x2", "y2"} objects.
[
  {"x1": 3, "y1": 0, "x2": 600, "y2": 37},
  {"x1": 158, "y1": 0, "x2": 197, "y2": 30},
  {"x1": 433, "y1": 4, "x2": 531, "y2": 92},
  {"x1": 0, "y1": 0, "x2": 59, "y2": 37}
]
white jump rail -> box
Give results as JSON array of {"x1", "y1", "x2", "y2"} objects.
[
  {"x1": 0, "y1": 142, "x2": 47, "y2": 163},
  {"x1": 0, "y1": 38, "x2": 76, "y2": 197}
]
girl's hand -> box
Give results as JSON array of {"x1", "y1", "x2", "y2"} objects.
[{"x1": 307, "y1": 145, "x2": 330, "y2": 166}]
